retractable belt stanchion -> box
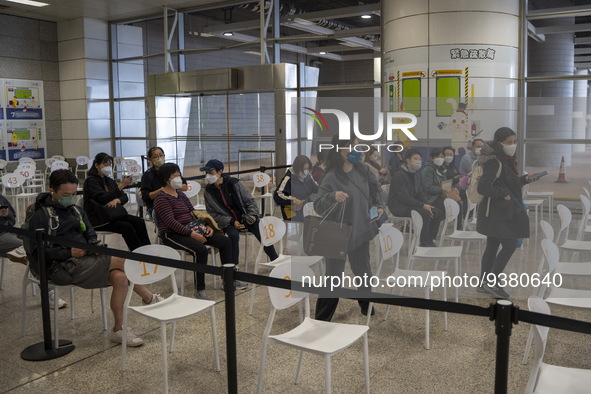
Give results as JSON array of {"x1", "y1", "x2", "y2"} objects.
[
  {"x1": 21, "y1": 229, "x2": 75, "y2": 361},
  {"x1": 222, "y1": 264, "x2": 238, "y2": 394},
  {"x1": 490, "y1": 300, "x2": 518, "y2": 394}
]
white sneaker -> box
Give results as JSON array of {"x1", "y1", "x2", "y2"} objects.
[
  {"x1": 48, "y1": 289, "x2": 67, "y2": 309},
  {"x1": 6, "y1": 246, "x2": 28, "y2": 264},
  {"x1": 143, "y1": 293, "x2": 164, "y2": 305},
  {"x1": 110, "y1": 327, "x2": 144, "y2": 347}
]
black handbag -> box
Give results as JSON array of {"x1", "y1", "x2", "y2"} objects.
[
  {"x1": 88, "y1": 199, "x2": 128, "y2": 226},
  {"x1": 303, "y1": 201, "x2": 352, "y2": 259}
]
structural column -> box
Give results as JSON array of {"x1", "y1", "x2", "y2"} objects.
[
  {"x1": 57, "y1": 18, "x2": 112, "y2": 158},
  {"x1": 382, "y1": 0, "x2": 519, "y2": 149},
  {"x1": 526, "y1": 17, "x2": 574, "y2": 166}
]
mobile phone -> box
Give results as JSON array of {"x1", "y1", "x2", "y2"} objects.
[
  {"x1": 369, "y1": 206, "x2": 379, "y2": 220},
  {"x1": 527, "y1": 171, "x2": 547, "y2": 181}
]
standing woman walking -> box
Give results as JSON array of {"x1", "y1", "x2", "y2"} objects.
[
  {"x1": 313, "y1": 135, "x2": 385, "y2": 321},
  {"x1": 476, "y1": 127, "x2": 537, "y2": 298}
]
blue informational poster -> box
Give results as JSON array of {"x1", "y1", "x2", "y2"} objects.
[{"x1": 2, "y1": 79, "x2": 46, "y2": 161}]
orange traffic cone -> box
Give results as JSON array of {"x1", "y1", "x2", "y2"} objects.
[{"x1": 555, "y1": 156, "x2": 568, "y2": 183}]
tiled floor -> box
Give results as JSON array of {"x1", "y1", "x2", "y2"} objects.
[{"x1": 1, "y1": 207, "x2": 591, "y2": 393}]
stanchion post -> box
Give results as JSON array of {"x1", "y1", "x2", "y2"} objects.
[
  {"x1": 222, "y1": 264, "x2": 238, "y2": 394},
  {"x1": 21, "y1": 229, "x2": 75, "y2": 361},
  {"x1": 492, "y1": 300, "x2": 515, "y2": 394}
]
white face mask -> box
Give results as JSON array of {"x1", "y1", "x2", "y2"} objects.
[
  {"x1": 433, "y1": 158, "x2": 445, "y2": 167},
  {"x1": 409, "y1": 160, "x2": 422, "y2": 172},
  {"x1": 501, "y1": 143, "x2": 517, "y2": 157},
  {"x1": 205, "y1": 174, "x2": 219, "y2": 184},
  {"x1": 444, "y1": 156, "x2": 454, "y2": 164},
  {"x1": 302, "y1": 169, "x2": 310, "y2": 177},
  {"x1": 474, "y1": 147, "x2": 482, "y2": 156},
  {"x1": 101, "y1": 166, "x2": 112, "y2": 177},
  {"x1": 170, "y1": 176, "x2": 183, "y2": 190}
]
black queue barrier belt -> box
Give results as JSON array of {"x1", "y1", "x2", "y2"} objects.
[{"x1": 4, "y1": 224, "x2": 591, "y2": 337}]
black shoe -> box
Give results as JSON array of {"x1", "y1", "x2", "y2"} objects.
[
  {"x1": 480, "y1": 284, "x2": 509, "y2": 299},
  {"x1": 361, "y1": 305, "x2": 376, "y2": 316}
]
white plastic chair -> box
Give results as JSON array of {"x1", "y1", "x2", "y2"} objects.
[
  {"x1": 409, "y1": 210, "x2": 463, "y2": 301},
  {"x1": 75, "y1": 155, "x2": 90, "y2": 180},
  {"x1": 0, "y1": 159, "x2": 7, "y2": 176},
  {"x1": 51, "y1": 155, "x2": 65, "y2": 161},
  {"x1": 249, "y1": 216, "x2": 324, "y2": 315},
  {"x1": 524, "y1": 296, "x2": 591, "y2": 393},
  {"x1": 524, "y1": 183, "x2": 555, "y2": 225},
  {"x1": 50, "y1": 160, "x2": 69, "y2": 173},
  {"x1": 113, "y1": 156, "x2": 125, "y2": 180},
  {"x1": 251, "y1": 172, "x2": 273, "y2": 216},
  {"x1": 22, "y1": 265, "x2": 108, "y2": 348},
  {"x1": 556, "y1": 201, "x2": 591, "y2": 261},
  {"x1": 256, "y1": 261, "x2": 370, "y2": 394},
  {"x1": 523, "y1": 198, "x2": 544, "y2": 238},
  {"x1": 440, "y1": 198, "x2": 486, "y2": 258},
  {"x1": 1, "y1": 173, "x2": 37, "y2": 225},
  {"x1": 537, "y1": 220, "x2": 591, "y2": 277},
  {"x1": 370, "y1": 225, "x2": 447, "y2": 349},
  {"x1": 463, "y1": 197, "x2": 478, "y2": 230},
  {"x1": 184, "y1": 180, "x2": 202, "y2": 208},
  {"x1": 121, "y1": 245, "x2": 220, "y2": 394}
]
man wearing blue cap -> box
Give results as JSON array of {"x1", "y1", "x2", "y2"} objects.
[{"x1": 201, "y1": 159, "x2": 278, "y2": 275}]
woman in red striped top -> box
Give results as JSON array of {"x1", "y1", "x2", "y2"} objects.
[{"x1": 153, "y1": 163, "x2": 232, "y2": 301}]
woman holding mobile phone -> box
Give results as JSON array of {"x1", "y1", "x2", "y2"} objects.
[
  {"x1": 475, "y1": 127, "x2": 538, "y2": 299},
  {"x1": 83, "y1": 153, "x2": 151, "y2": 251}
]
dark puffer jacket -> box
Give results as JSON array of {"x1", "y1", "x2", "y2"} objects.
[{"x1": 476, "y1": 143, "x2": 529, "y2": 239}]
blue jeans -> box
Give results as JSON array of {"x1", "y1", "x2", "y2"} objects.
[{"x1": 224, "y1": 219, "x2": 278, "y2": 267}]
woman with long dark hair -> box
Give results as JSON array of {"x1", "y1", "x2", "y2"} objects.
[
  {"x1": 273, "y1": 154, "x2": 318, "y2": 221},
  {"x1": 313, "y1": 135, "x2": 385, "y2": 321},
  {"x1": 476, "y1": 127, "x2": 537, "y2": 298},
  {"x1": 83, "y1": 152, "x2": 151, "y2": 251}
]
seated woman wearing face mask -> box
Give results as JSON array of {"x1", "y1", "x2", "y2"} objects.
[
  {"x1": 83, "y1": 153, "x2": 151, "y2": 251},
  {"x1": 388, "y1": 149, "x2": 443, "y2": 247},
  {"x1": 273, "y1": 155, "x2": 319, "y2": 221}
]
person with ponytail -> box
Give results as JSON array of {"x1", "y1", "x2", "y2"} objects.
[{"x1": 476, "y1": 127, "x2": 537, "y2": 298}]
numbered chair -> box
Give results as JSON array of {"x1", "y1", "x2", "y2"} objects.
[
  {"x1": 257, "y1": 261, "x2": 370, "y2": 394},
  {"x1": 16, "y1": 163, "x2": 43, "y2": 194},
  {"x1": 524, "y1": 297, "x2": 591, "y2": 394},
  {"x1": 0, "y1": 159, "x2": 7, "y2": 176},
  {"x1": 440, "y1": 198, "x2": 486, "y2": 258},
  {"x1": 44, "y1": 157, "x2": 56, "y2": 180},
  {"x1": 1, "y1": 173, "x2": 37, "y2": 225},
  {"x1": 121, "y1": 245, "x2": 220, "y2": 394},
  {"x1": 409, "y1": 210, "x2": 463, "y2": 301},
  {"x1": 75, "y1": 155, "x2": 91, "y2": 180},
  {"x1": 184, "y1": 180, "x2": 204, "y2": 210},
  {"x1": 249, "y1": 216, "x2": 324, "y2": 315},
  {"x1": 251, "y1": 172, "x2": 273, "y2": 216},
  {"x1": 369, "y1": 225, "x2": 447, "y2": 349}
]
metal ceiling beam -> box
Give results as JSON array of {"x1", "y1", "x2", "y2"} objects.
[
  {"x1": 575, "y1": 48, "x2": 591, "y2": 55},
  {"x1": 527, "y1": 21, "x2": 545, "y2": 42},
  {"x1": 216, "y1": 31, "x2": 343, "y2": 61},
  {"x1": 527, "y1": 5, "x2": 591, "y2": 21},
  {"x1": 573, "y1": 62, "x2": 591, "y2": 68},
  {"x1": 285, "y1": 21, "x2": 377, "y2": 49},
  {"x1": 536, "y1": 23, "x2": 591, "y2": 35},
  {"x1": 575, "y1": 36, "x2": 591, "y2": 44},
  {"x1": 574, "y1": 55, "x2": 591, "y2": 62},
  {"x1": 202, "y1": 3, "x2": 380, "y2": 34},
  {"x1": 307, "y1": 44, "x2": 373, "y2": 53}
]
